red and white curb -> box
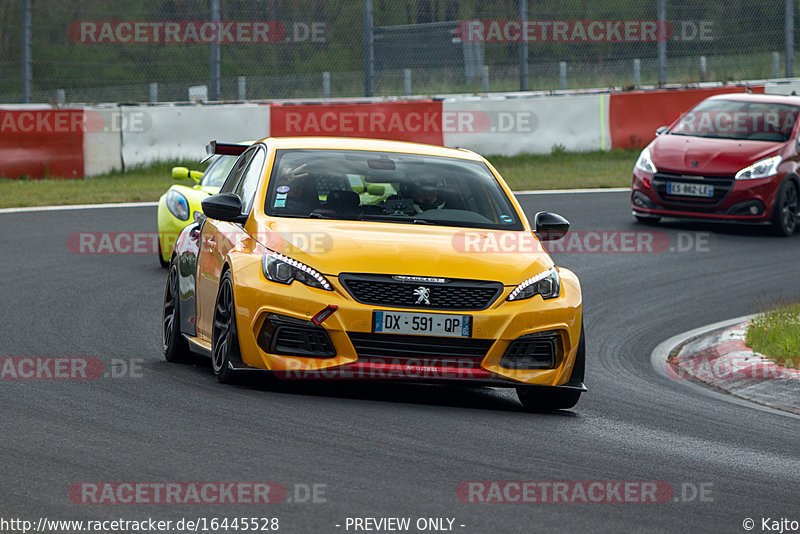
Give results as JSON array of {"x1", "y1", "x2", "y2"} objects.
[{"x1": 652, "y1": 316, "x2": 800, "y2": 417}]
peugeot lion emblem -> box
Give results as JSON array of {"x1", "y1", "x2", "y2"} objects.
[{"x1": 414, "y1": 286, "x2": 431, "y2": 305}]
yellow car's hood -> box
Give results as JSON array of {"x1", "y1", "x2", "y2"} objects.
[{"x1": 258, "y1": 219, "x2": 553, "y2": 285}]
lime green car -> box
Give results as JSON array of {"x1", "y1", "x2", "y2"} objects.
[
  {"x1": 156, "y1": 147, "x2": 391, "y2": 267},
  {"x1": 156, "y1": 154, "x2": 238, "y2": 267}
]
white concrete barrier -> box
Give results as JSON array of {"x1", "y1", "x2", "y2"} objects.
[
  {"x1": 83, "y1": 107, "x2": 122, "y2": 177},
  {"x1": 764, "y1": 80, "x2": 800, "y2": 96},
  {"x1": 442, "y1": 94, "x2": 610, "y2": 155},
  {"x1": 120, "y1": 104, "x2": 270, "y2": 167}
]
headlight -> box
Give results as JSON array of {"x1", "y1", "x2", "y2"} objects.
[
  {"x1": 635, "y1": 147, "x2": 657, "y2": 174},
  {"x1": 166, "y1": 190, "x2": 190, "y2": 221},
  {"x1": 735, "y1": 155, "x2": 782, "y2": 180},
  {"x1": 262, "y1": 252, "x2": 333, "y2": 291},
  {"x1": 507, "y1": 267, "x2": 560, "y2": 301}
]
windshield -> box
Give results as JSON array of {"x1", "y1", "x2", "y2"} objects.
[
  {"x1": 669, "y1": 99, "x2": 799, "y2": 142},
  {"x1": 264, "y1": 149, "x2": 523, "y2": 230},
  {"x1": 200, "y1": 155, "x2": 238, "y2": 188}
]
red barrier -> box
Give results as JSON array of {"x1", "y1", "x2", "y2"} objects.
[
  {"x1": 608, "y1": 86, "x2": 765, "y2": 149},
  {"x1": 270, "y1": 100, "x2": 444, "y2": 145},
  {"x1": 0, "y1": 108, "x2": 85, "y2": 178}
]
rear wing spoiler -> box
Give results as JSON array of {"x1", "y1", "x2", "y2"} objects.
[{"x1": 202, "y1": 140, "x2": 249, "y2": 163}]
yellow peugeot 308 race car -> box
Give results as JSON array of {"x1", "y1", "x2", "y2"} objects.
[{"x1": 162, "y1": 137, "x2": 585, "y2": 410}]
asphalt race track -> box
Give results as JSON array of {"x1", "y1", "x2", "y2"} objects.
[{"x1": 1, "y1": 191, "x2": 799, "y2": 533}]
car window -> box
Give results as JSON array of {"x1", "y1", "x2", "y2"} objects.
[
  {"x1": 234, "y1": 148, "x2": 266, "y2": 214},
  {"x1": 201, "y1": 155, "x2": 237, "y2": 188},
  {"x1": 219, "y1": 149, "x2": 257, "y2": 194},
  {"x1": 264, "y1": 149, "x2": 523, "y2": 231},
  {"x1": 670, "y1": 99, "x2": 800, "y2": 142}
]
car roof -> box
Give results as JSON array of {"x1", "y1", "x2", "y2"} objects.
[
  {"x1": 251, "y1": 136, "x2": 484, "y2": 161},
  {"x1": 705, "y1": 93, "x2": 800, "y2": 106}
]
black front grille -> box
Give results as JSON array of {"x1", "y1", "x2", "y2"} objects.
[
  {"x1": 500, "y1": 332, "x2": 561, "y2": 369},
  {"x1": 339, "y1": 274, "x2": 503, "y2": 310},
  {"x1": 348, "y1": 332, "x2": 493, "y2": 368},
  {"x1": 257, "y1": 314, "x2": 336, "y2": 358},
  {"x1": 652, "y1": 173, "x2": 734, "y2": 209}
]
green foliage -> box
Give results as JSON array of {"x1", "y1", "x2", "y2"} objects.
[{"x1": 746, "y1": 299, "x2": 800, "y2": 368}]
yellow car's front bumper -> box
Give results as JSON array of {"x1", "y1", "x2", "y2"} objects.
[{"x1": 230, "y1": 258, "x2": 582, "y2": 387}]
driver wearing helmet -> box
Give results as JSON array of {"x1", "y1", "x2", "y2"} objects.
[{"x1": 408, "y1": 177, "x2": 446, "y2": 214}]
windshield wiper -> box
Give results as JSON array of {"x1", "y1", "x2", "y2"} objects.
[{"x1": 359, "y1": 214, "x2": 434, "y2": 225}]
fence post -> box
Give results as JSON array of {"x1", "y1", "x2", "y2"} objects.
[
  {"x1": 323, "y1": 72, "x2": 331, "y2": 99},
  {"x1": 363, "y1": 0, "x2": 374, "y2": 97},
  {"x1": 773, "y1": 52, "x2": 781, "y2": 79},
  {"x1": 699, "y1": 56, "x2": 707, "y2": 82},
  {"x1": 56, "y1": 89, "x2": 65, "y2": 106},
  {"x1": 482, "y1": 65, "x2": 489, "y2": 93},
  {"x1": 22, "y1": 0, "x2": 32, "y2": 103},
  {"x1": 149, "y1": 83, "x2": 158, "y2": 103},
  {"x1": 633, "y1": 59, "x2": 641, "y2": 87},
  {"x1": 519, "y1": 0, "x2": 528, "y2": 91},
  {"x1": 786, "y1": 0, "x2": 794, "y2": 77},
  {"x1": 403, "y1": 69, "x2": 412, "y2": 96},
  {"x1": 209, "y1": 0, "x2": 221, "y2": 101},
  {"x1": 237, "y1": 76, "x2": 246, "y2": 100},
  {"x1": 559, "y1": 62, "x2": 567, "y2": 90},
  {"x1": 657, "y1": 0, "x2": 667, "y2": 84}
]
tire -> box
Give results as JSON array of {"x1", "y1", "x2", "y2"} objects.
[
  {"x1": 517, "y1": 325, "x2": 585, "y2": 411},
  {"x1": 162, "y1": 258, "x2": 192, "y2": 362},
  {"x1": 771, "y1": 179, "x2": 799, "y2": 237},
  {"x1": 211, "y1": 270, "x2": 242, "y2": 384},
  {"x1": 158, "y1": 240, "x2": 170, "y2": 269},
  {"x1": 634, "y1": 214, "x2": 661, "y2": 225}
]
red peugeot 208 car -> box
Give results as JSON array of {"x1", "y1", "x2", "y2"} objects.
[{"x1": 631, "y1": 93, "x2": 800, "y2": 236}]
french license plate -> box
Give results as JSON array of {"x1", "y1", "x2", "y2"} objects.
[
  {"x1": 666, "y1": 181, "x2": 714, "y2": 197},
  {"x1": 373, "y1": 311, "x2": 471, "y2": 338}
]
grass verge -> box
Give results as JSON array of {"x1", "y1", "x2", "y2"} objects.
[
  {"x1": 746, "y1": 300, "x2": 800, "y2": 368},
  {"x1": 0, "y1": 149, "x2": 639, "y2": 209}
]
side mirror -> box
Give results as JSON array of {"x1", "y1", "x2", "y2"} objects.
[
  {"x1": 655, "y1": 126, "x2": 668, "y2": 136},
  {"x1": 201, "y1": 193, "x2": 248, "y2": 223},
  {"x1": 172, "y1": 167, "x2": 202, "y2": 183},
  {"x1": 533, "y1": 211, "x2": 570, "y2": 241}
]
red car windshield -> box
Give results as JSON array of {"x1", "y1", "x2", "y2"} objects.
[{"x1": 669, "y1": 99, "x2": 799, "y2": 142}]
